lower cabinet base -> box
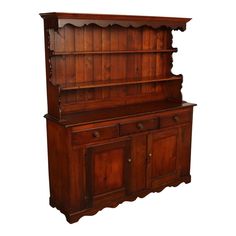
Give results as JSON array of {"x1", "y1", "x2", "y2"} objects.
[{"x1": 49, "y1": 175, "x2": 191, "y2": 224}]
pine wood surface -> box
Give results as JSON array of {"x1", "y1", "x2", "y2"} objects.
[{"x1": 41, "y1": 12, "x2": 195, "y2": 223}]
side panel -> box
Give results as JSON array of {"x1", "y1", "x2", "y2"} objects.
[
  {"x1": 179, "y1": 123, "x2": 193, "y2": 178},
  {"x1": 46, "y1": 120, "x2": 70, "y2": 212}
]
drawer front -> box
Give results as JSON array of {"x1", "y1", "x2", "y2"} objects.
[
  {"x1": 160, "y1": 110, "x2": 192, "y2": 128},
  {"x1": 72, "y1": 125, "x2": 119, "y2": 145},
  {"x1": 120, "y1": 118, "x2": 159, "y2": 136}
]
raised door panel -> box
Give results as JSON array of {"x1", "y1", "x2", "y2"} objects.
[
  {"x1": 85, "y1": 140, "x2": 131, "y2": 207},
  {"x1": 147, "y1": 129, "x2": 180, "y2": 189}
]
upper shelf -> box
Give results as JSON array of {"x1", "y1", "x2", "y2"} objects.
[
  {"x1": 50, "y1": 48, "x2": 177, "y2": 56},
  {"x1": 59, "y1": 75, "x2": 182, "y2": 91},
  {"x1": 40, "y1": 12, "x2": 191, "y2": 31}
]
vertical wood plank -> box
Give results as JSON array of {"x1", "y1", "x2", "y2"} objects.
[
  {"x1": 156, "y1": 29, "x2": 164, "y2": 77},
  {"x1": 110, "y1": 26, "x2": 125, "y2": 99},
  {"x1": 75, "y1": 27, "x2": 85, "y2": 102},
  {"x1": 117, "y1": 27, "x2": 127, "y2": 79},
  {"x1": 117, "y1": 26, "x2": 127, "y2": 100},
  {"x1": 149, "y1": 28, "x2": 157, "y2": 89},
  {"x1": 126, "y1": 28, "x2": 142, "y2": 96},
  {"x1": 101, "y1": 27, "x2": 111, "y2": 99},
  {"x1": 49, "y1": 29, "x2": 55, "y2": 51},
  {"x1": 110, "y1": 26, "x2": 119, "y2": 99},
  {"x1": 49, "y1": 29, "x2": 56, "y2": 84},
  {"x1": 156, "y1": 29, "x2": 172, "y2": 78},
  {"x1": 134, "y1": 30, "x2": 142, "y2": 82},
  {"x1": 64, "y1": 26, "x2": 76, "y2": 103},
  {"x1": 84, "y1": 25, "x2": 94, "y2": 100},
  {"x1": 54, "y1": 27, "x2": 66, "y2": 85},
  {"x1": 93, "y1": 26, "x2": 103, "y2": 100},
  {"x1": 142, "y1": 27, "x2": 156, "y2": 94},
  {"x1": 163, "y1": 29, "x2": 173, "y2": 77}
]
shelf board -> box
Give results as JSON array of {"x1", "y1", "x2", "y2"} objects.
[
  {"x1": 51, "y1": 48, "x2": 177, "y2": 56},
  {"x1": 45, "y1": 101, "x2": 196, "y2": 127},
  {"x1": 59, "y1": 75, "x2": 182, "y2": 91}
]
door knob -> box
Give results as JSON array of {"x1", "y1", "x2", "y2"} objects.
[
  {"x1": 92, "y1": 131, "x2": 100, "y2": 138},
  {"x1": 128, "y1": 158, "x2": 132, "y2": 163},
  {"x1": 173, "y1": 115, "x2": 180, "y2": 122},
  {"x1": 137, "y1": 122, "x2": 144, "y2": 130}
]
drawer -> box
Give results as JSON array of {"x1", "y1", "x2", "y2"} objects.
[
  {"x1": 120, "y1": 118, "x2": 159, "y2": 136},
  {"x1": 72, "y1": 125, "x2": 119, "y2": 145},
  {"x1": 160, "y1": 110, "x2": 192, "y2": 128}
]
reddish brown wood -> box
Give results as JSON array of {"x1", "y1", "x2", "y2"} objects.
[
  {"x1": 51, "y1": 48, "x2": 177, "y2": 56},
  {"x1": 46, "y1": 120, "x2": 70, "y2": 212},
  {"x1": 119, "y1": 118, "x2": 159, "y2": 136},
  {"x1": 39, "y1": 12, "x2": 191, "y2": 31},
  {"x1": 72, "y1": 125, "x2": 119, "y2": 145},
  {"x1": 148, "y1": 128, "x2": 179, "y2": 188},
  {"x1": 130, "y1": 135, "x2": 147, "y2": 193},
  {"x1": 41, "y1": 12, "x2": 195, "y2": 223},
  {"x1": 47, "y1": 22, "x2": 182, "y2": 116},
  {"x1": 160, "y1": 110, "x2": 192, "y2": 128},
  {"x1": 85, "y1": 140, "x2": 131, "y2": 207},
  {"x1": 59, "y1": 75, "x2": 182, "y2": 90}
]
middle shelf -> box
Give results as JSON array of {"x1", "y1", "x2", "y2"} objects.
[{"x1": 59, "y1": 75, "x2": 182, "y2": 91}]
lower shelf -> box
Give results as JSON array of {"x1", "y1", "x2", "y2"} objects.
[
  {"x1": 49, "y1": 175, "x2": 191, "y2": 224},
  {"x1": 59, "y1": 75, "x2": 182, "y2": 91}
]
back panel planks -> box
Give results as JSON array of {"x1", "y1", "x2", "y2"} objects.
[
  {"x1": 48, "y1": 24, "x2": 179, "y2": 115},
  {"x1": 126, "y1": 27, "x2": 142, "y2": 96},
  {"x1": 141, "y1": 27, "x2": 156, "y2": 94},
  {"x1": 101, "y1": 27, "x2": 111, "y2": 99},
  {"x1": 93, "y1": 26, "x2": 103, "y2": 100},
  {"x1": 84, "y1": 25, "x2": 94, "y2": 101},
  {"x1": 74, "y1": 27, "x2": 85, "y2": 102}
]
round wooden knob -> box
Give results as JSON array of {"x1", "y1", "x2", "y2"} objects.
[
  {"x1": 173, "y1": 115, "x2": 180, "y2": 122},
  {"x1": 128, "y1": 158, "x2": 132, "y2": 163},
  {"x1": 92, "y1": 131, "x2": 100, "y2": 138},
  {"x1": 137, "y1": 122, "x2": 144, "y2": 130}
]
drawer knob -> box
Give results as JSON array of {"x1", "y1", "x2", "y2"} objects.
[
  {"x1": 173, "y1": 115, "x2": 180, "y2": 122},
  {"x1": 137, "y1": 122, "x2": 144, "y2": 130},
  {"x1": 92, "y1": 131, "x2": 100, "y2": 138},
  {"x1": 128, "y1": 158, "x2": 132, "y2": 163}
]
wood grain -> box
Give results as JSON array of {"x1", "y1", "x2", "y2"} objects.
[{"x1": 41, "y1": 13, "x2": 194, "y2": 223}]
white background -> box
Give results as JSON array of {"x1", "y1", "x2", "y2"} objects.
[{"x1": 1, "y1": 0, "x2": 236, "y2": 235}]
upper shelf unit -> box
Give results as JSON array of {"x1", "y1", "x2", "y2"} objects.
[{"x1": 40, "y1": 12, "x2": 191, "y2": 117}]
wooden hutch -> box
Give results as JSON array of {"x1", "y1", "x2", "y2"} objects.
[{"x1": 40, "y1": 12, "x2": 195, "y2": 223}]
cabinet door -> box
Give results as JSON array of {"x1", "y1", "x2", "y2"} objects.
[
  {"x1": 85, "y1": 140, "x2": 131, "y2": 207},
  {"x1": 147, "y1": 128, "x2": 180, "y2": 189}
]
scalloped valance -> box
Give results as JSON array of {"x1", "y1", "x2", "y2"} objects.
[{"x1": 40, "y1": 12, "x2": 191, "y2": 31}]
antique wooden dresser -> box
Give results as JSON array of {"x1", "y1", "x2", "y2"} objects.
[{"x1": 40, "y1": 12, "x2": 195, "y2": 223}]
